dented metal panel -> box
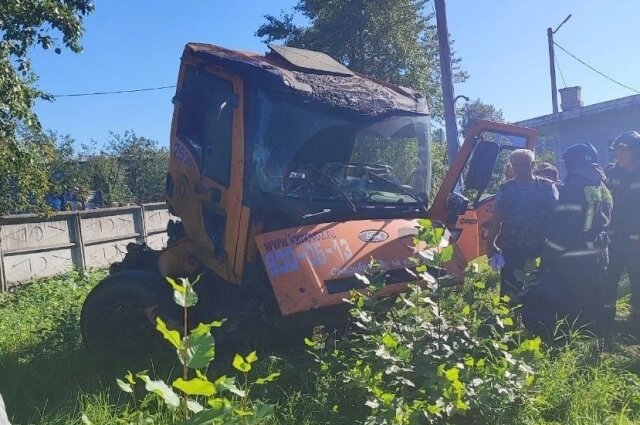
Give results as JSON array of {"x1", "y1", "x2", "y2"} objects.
[
  {"x1": 184, "y1": 43, "x2": 429, "y2": 118},
  {"x1": 255, "y1": 219, "x2": 466, "y2": 316},
  {"x1": 268, "y1": 45, "x2": 354, "y2": 76}
]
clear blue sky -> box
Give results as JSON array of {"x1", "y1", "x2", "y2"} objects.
[{"x1": 31, "y1": 0, "x2": 640, "y2": 147}]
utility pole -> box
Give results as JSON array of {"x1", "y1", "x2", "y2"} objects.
[
  {"x1": 547, "y1": 27, "x2": 559, "y2": 114},
  {"x1": 548, "y1": 14, "x2": 572, "y2": 114},
  {"x1": 434, "y1": 0, "x2": 459, "y2": 166}
]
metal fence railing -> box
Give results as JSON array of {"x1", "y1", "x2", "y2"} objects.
[{"x1": 0, "y1": 203, "x2": 171, "y2": 291}]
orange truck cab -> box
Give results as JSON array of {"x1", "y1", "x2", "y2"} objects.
[{"x1": 80, "y1": 43, "x2": 536, "y2": 353}]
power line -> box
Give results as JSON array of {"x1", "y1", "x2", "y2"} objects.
[
  {"x1": 52, "y1": 85, "x2": 176, "y2": 98},
  {"x1": 555, "y1": 55, "x2": 567, "y2": 88},
  {"x1": 554, "y1": 42, "x2": 640, "y2": 94}
]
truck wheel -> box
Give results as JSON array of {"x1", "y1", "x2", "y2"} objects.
[{"x1": 80, "y1": 270, "x2": 178, "y2": 355}]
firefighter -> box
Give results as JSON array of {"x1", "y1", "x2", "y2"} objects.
[
  {"x1": 605, "y1": 131, "x2": 640, "y2": 326},
  {"x1": 536, "y1": 143, "x2": 612, "y2": 334},
  {"x1": 487, "y1": 149, "x2": 559, "y2": 300}
]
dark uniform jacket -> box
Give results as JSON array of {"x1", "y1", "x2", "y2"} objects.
[
  {"x1": 544, "y1": 165, "x2": 612, "y2": 262},
  {"x1": 606, "y1": 164, "x2": 640, "y2": 242}
]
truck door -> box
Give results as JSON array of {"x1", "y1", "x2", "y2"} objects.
[
  {"x1": 428, "y1": 121, "x2": 537, "y2": 263},
  {"x1": 167, "y1": 62, "x2": 249, "y2": 283}
]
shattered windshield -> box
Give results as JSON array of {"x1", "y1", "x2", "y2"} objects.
[{"x1": 252, "y1": 91, "x2": 431, "y2": 206}]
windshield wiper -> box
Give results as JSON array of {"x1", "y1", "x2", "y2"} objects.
[
  {"x1": 368, "y1": 172, "x2": 428, "y2": 213},
  {"x1": 302, "y1": 163, "x2": 357, "y2": 212}
]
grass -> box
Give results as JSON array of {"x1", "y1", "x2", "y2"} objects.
[{"x1": 0, "y1": 270, "x2": 639, "y2": 424}]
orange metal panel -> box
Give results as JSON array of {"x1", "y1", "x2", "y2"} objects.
[
  {"x1": 429, "y1": 120, "x2": 537, "y2": 222},
  {"x1": 167, "y1": 56, "x2": 248, "y2": 284},
  {"x1": 454, "y1": 210, "x2": 480, "y2": 262},
  {"x1": 255, "y1": 219, "x2": 466, "y2": 316}
]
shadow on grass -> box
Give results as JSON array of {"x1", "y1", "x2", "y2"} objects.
[{"x1": 0, "y1": 336, "x2": 177, "y2": 424}]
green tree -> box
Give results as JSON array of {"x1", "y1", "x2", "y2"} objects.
[
  {"x1": 0, "y1": 0, "x2": 94, "y2": 214},
  {"x1": 80, "y1": 132, "x2": 168, "y2": 206},
  {"x1": 50, "y1": 133, "x2": 92, "y2": 200},
  {"x1": 0, "y1": 0, "x2": 94, "y2": 137},
  {"x1": 0, "y1": 126, "x2": 56, "y2": 214},
  {"x1": 458, "y1": 98, "x2": 505, "y2": 136},
  {"x1": 116, "y1": 132, "x2": 169, "y2": 204},
  {"x1": 256, "y1": 0, "x2": 468, "y2": 120}
]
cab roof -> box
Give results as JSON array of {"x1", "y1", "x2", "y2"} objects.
[{"x1": 184, "y1": 43, "x2": 429, "y2": 118}]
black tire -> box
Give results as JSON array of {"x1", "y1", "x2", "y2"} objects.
[{"x1": 80, "y1": 270, "x2": 180, "y2": 355}]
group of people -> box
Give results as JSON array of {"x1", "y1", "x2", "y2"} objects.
[{"x1": 487, "y1": 131, "x2": 640, "y2": 336}]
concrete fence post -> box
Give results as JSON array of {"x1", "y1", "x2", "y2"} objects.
[
  {"x1": 72, "y1": 212, "x2": 87, "y2": 276},
  {"x1": 0, "y1": 232, "x2": 6, "y2": 293},
  {"x1": 135, "y1": 205, "x2": 148, "y2": 245}
]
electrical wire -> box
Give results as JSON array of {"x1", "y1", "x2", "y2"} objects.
[
  {"x1": 554, "y1": 42, "x2": 640, "y2": 94},
  {"x1": 555, "y1": 55, "x2": 567, "y2": 88},
  {"x1": 52, "y1": 85, "x2": 176, "y2": 98}
]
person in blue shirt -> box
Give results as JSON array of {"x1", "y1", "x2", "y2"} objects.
[{"x1": 487, "y1": 149, "x2": 559, "y2": 301}]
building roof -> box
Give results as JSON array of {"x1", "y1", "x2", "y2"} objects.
[
  {"x1": 184, "y1": 43, "x2": 429, "y2": 118},
  {"x1": 517, "y1": 94, "x2": 640, "y2": 128}
]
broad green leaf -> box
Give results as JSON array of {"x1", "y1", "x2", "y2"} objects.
[
  {"x1": 124, "y1": 371, "x2": 135, "y2": 385},
  {"x1": 166, "y1": 276, "x2": 185, "y2": 293},
  {"x1": 156, "y1": 317, "x2": 181, "y2": 350},
  {"x1": 445, "y1": 367, "x2": 460, "y2": 382},
  {"x1": 440, "y1": 245, "x2": 454, "y2": 263},
  {"x1": 173, "y1": 288, "x2": 198, "y2": 308},
  {"x1": 455, "y1": 399, "x2": 469, "y2": 410},
  {"x1": 381, "y1": 332, "x2": 398, "y2": 349},
  {"x1": 464, "y1": 356, "x2": 474, "y2": 367},
  {"x1": 526, "y1": 374, "x2": 535, "y2": 386},
  {"x1": 473, "y1": 281, "x2": 486, "y2": 289},
  {"x1": 116, "y1": 378, "x2": 133, "y2": 393},
  {"x1": 503, "y1": 317, "x2": 514, "y2": 326},
  {"x1": 185, "y1": 407, "x2": 230, "y2": 425},
  {"x1": 427, "y1": 404, "x2": 442, "y2": 415},
  {"x1": 208, "y1": 398, "x2": 231, "y2": 411},
  {"x1": 173, "y1": 377, "x2": 216, "y2": 396},
  {"x1": 187, "y1": 399, "x2": 204, "y2": 413},
  {"x1": 519, "y1": 337, "x2": 542, "y2": 352},
  {"x1": 304, "y1": 337, "x2": 316, "y2": 347},
  {"x1": 365, "y1": 398, "x2": 380, "y2": 409},
  {"x1": 417, "y1": 218, "x2": 432, "y2": 230},
  {"x1": 233, "y1": 353, "x2": 251, "y2": 372},
  {"x1": 380, "y1": 392, "x2": 395, "y2": 404},
  {"x1": 246, "y1": 351, "x2": 258, "y2": 364},
  {"x1": 138, "y1": 375, "x2": 180, "y2": 408},
  {"x1": 462, "y1": 305, "x2": 471, "y2": 316},
  {"x1": 255, "y1": 372, "x2": 281, "y2": 385},
  {"x1": 234, "y1": 408, "x2": 254, "y2": 417},
  {"x1": 215, "y1": 375, "x2": 246, "y2": 397},
  {"x1": 181, "y1": 325, "x2": 216, "y2": 369}
]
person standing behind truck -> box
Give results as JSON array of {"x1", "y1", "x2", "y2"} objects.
[
  {"x1": 487, "y1": 149, "x2": 559, "y2": 300},
  {"x1": 538, "y1": 143, "x2": 612, "y2": 334},
  {"x1": 604, "y1": 131, "x2": 640, "y2": 326}
]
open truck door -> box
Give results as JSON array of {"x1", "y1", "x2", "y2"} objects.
[{"x1": 428, "y1": 120, "x2": 537, "y2": 263}]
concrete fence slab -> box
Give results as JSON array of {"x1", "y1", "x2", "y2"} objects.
[{"x1": 0, "y1": 203, "x2": 173, "y2": 290}]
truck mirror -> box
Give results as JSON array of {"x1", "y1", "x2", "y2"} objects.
[
  {"x1": 465, "y1": 140, "x2": 500, "y2": 190},
  {"x1": 446, "y1": 192, "x2": 469, "y2": 216}
]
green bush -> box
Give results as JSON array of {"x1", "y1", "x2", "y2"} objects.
[{"x1": 304, "y1": 220, "x2": 543, "y2": 424}]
